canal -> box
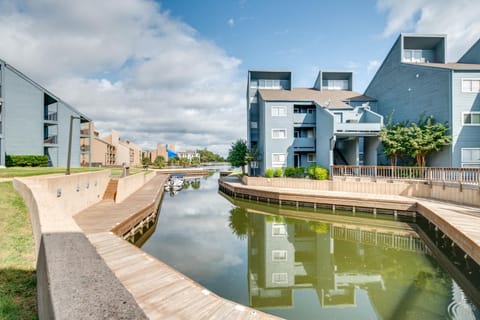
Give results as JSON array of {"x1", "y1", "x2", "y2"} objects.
[{"x1": 141, "y1": 171, "x2": 480, "y2": 319}]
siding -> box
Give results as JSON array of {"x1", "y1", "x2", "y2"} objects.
[
  {"x1": 451, "y1": 71, "x2": 480, "y2": 166},
  {"x1": 3, "y1": 67, "x2": 44, "y2": 156}
]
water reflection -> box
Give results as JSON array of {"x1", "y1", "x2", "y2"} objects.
[
  {"x1": 141, "y1": 172, "x2": 479, "y2": 319},
  {"x1": 228, "y1": 200, "x2": 479, "y2": 319}
]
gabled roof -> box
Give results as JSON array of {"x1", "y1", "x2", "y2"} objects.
[
  {"x1": 404, "y1": 62, "x2": 480, "y2": 71},
  {"x1": 258, "y1": 88, "x2": 375, "y2": 109}
]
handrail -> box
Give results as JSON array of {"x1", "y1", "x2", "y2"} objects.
[{"x1": 331, "y1": 165, "x2": 480, "y2": 186}]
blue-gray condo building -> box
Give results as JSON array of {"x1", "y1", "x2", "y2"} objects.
[
  {"x1": 365, "y1": 34, "x2": 480, "y2": 167},
  {"x1": 247, "y1": 70, "x2": 383, "y2": 175},
  {"x1": 0, "y1": 59, "x2": 91, "y2": 167}
]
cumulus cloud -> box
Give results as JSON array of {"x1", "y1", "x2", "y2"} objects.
[
  {"x1": 377, "y1": 0, "x2": 480, "y2": 60},
  {"x1": 0, "y1": 0, "x2": 245, "y2": 155}
]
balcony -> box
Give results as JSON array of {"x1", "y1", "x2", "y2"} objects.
[
  {"x1": 80, "y1": 129, "x2": 90, "y2": 137},
  {"x1": 44, "y1": 112, "x2": 58, "y2": 122},
  {"x1": 80, "y1": 144, "x2": 90, "y2": 152},
  {"x1": 293, "y1": 113, "x2": 316, "y2": 125},
  {"x1": 334, "y1": 122, "x2": 382, "y2": 136},
  {"x1": 293, "y1": 137, "x2": 315, "y2": 150},
  {"x1": 44, "y1": 135, "x2": 58, "y2": 145}
]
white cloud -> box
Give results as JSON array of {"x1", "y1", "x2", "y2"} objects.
[
  {"x1": 0, "y1": 0, "x2": 245, "y2": 155},
  {"x1": 377, "y1": 0, "x2": 480, "y2": 60},
  {"x1": 367, "y1": 60, "x2": 381, "y2": 73},
  {"x1": 228, "y1": 18, "x2": 235, "y2": 27}
]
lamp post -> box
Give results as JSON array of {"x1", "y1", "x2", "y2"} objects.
[{"x1": 66, "y1": 115, "x2": 81, "y2": 175}]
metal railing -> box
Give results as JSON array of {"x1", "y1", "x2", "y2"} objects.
[
  {"x1": 44, "y1": 135, "x2": 58, "y2": 144},
  {"x1": 332, "y1": 165, "x2": 480, "y2": 185},
  {"x1": 44, "y1": 112, "x2": 58, "y2": 121}
]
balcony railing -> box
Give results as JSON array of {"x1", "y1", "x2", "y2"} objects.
[
  {"x1": 80, "y1": 129, "x2": 90, "y2": 135},
  {"x1": 332, "y1": 165, "x2": 480, "y2": 186},
  {"x1": 334, "y1": 122, "x2": 382, "y2": 134},
  {"x1": 293, "y1": 137, "x2": 315, "y2": 149},
  {"x1": 44, "y1": 112, "x2": 58, "y2": 121},
  {"x1": 80, "y1": 144, "x2": 90, "y2": 152},
  {"x1": 44, "y1": 135, "x2": 58, "y2": 144},
  {"x1": 293, "y1": 113, "x2": 316, "y2": 125}
]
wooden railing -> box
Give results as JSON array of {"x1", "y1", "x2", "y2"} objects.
[{"x1": 331, "y1": 165, "x2": 480, "y2": 185}]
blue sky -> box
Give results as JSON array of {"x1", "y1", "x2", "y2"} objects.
[
  {"x1": 0, "y1": 0, "x2": 479, "y2": 155},
  {"x1": 161, "y1": 0, "x2": 392, "y2": 91}
]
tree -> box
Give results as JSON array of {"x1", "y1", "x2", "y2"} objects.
[
  {"x1": 379, "y1": 118, "x2": 410, "y2": 166},
  {"x1": 141, "y1": 156, "x2": 152, "y2": 166},
  {"x1": 197, "y1": 148, "x2": 225, "y2": 163},
  {"x1": 153, "y1": 155, "x2": 166, "y2": 168},
  {"x1": 408, "y1": 115, "x2": 451, "y2": 167},
  {"x1": 227, "y1": 139, "x2": 248, "y2": 175}
]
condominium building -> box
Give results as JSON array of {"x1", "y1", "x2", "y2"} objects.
[
  {"x1": 0, "y1": 59, "x2": 91, "y2": 167},
  {"x1": 365, "y1": 34, "x2": 480, "y2": 167},
  {"x1": 247, "y1": 70, "x2": 382, "y2": 175},
  {"x1": 80, "y1": 123, "x2": 116, "y2": 166},
  {"x1": 103, "y1": 130, "x2": 143, "y2": 167},
  {"x1": 177, "y1": 150, "x2": 200, "y2": 161}
]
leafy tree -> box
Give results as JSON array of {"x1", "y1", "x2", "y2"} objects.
[
  {"x1": 141, "y1": 156, "x2": 152, "y2": 166},
  {"x1": 408, "y1": 115, "x2": 451, "y2": 167},
  {"x1": 227, "y1": 139, "x2": 248, "y2": 175},
  {"x1": 379, "y1": 116, "x2": 410, "y2": 166},
  {"x1": 153, "y1": 155, "x2": 166, "y2": 168},
  {"x1": 228, "y1": 207, "x2": 250, "y2": 240},
  {"x1": 179, "y1": 157, "x2": 190, "y2": 167},
  {"x1": 197, "y1": 148, "x2": 225, "y2": 163},
  {"x1": 191, "y1": 157, "x2": 201, "y2": 166}
]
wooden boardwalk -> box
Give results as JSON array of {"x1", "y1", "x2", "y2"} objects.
[
  {"x1": 74, "y1": 174, "x2": 279, "y2": 320},
  {"x1": 220, "y1": 178, "x2": 480, "y2": 266}
]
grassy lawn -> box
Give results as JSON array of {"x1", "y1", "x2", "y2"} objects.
[
  {"x1": 0, "y1": 166, "x2": 151, "y2": 178},
  {"x1": 0, "y1": 182, "x2": 37, "y2": 319}
]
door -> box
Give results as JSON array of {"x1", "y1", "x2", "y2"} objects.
[{"x1": 294, "y1": 154, "x2": 300, "y2": 167}]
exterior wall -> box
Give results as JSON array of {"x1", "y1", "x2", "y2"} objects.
[
  {"x1": 451, "y1": 71, "x2": 480, "y2": 167},
  {"x1": 316, "y1": 107, "x2": 334, "y2": 168},
  {"x1": 56, "y1": 101, "x2": 82, "y2": 167},
  {"x1": 116, "y1": 143, "x2": 130, "y2": 166},
  {"x1": 365, "y1": 37, "x2": 453, "y2": 166},
  {"x1": 459, "y1": 39, "x2": 480, "y2": 64},
  {"x1": 3, "y1": 67, "x2": 44, "y2": 157}
]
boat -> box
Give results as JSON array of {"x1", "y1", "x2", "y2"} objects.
[{"x1": 164, "y1": 173, "x2": 185, "y2": 191}]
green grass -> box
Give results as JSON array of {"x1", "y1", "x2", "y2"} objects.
[
  {"x1": 0, "y1": 167, "x2": 103, "y2": 178},
  {"x1": 0, "y1": 182, "x2": 37, "y2": 319}
]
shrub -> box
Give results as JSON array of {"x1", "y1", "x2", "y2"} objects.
[
  {"x1": 295, "y1": 166, "x2": 305, "y2": 177},
  {"x1": 273, "y1": 168, "x2": 283, "y2": 177},
  {"x1": 5, "y1": 155, "x2": 49, "y2": 167},
  {"x1": 307, "y1": 164, "x2": 329, "y2": 180},
  {"x1": 265, "y1": 168, "x2": 274, "y2": 178},
  {"x1": 284, "y1": 166, "x2": 296, "y2": 177}
]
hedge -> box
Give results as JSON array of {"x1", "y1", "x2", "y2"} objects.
[{"x1": 5, "y1": 155, "x2": 49, "y2": 167}]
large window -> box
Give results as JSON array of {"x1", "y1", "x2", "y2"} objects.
[
  {"x1": 461, "y1": 148, "x2": 480, "y2": 168},
  {"x1": 307, "y1": 153, "x2": 316, "y2": 162},
  {"x1": 272, "y1": 250, "x2": 288, "y2": 262},
  {"x1": 272, "y1": 223, "x2": 287, "y2": 236},
  {"x1": 323, "y1": 79, "x2": 348, "y2": 90},
  {"x1": 462, "y1": 79, "x2": 480, "y2": 93},
  {"x1": 272, "y1": 153, "x2": 287, "y2": 167},
  {"x1": 272, "y1": 129, "x2": 287, "y2": 139},
  {"x1": 462, "y1": 112, "x2": 480, "y2": 125},
  {"x1": 272, "y1": 105, "x2": 287, "y2": 117}
]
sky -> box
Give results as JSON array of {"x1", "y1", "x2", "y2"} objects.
[{"x1": 0, "y1": 0, "x2": 479, "y2": 156}]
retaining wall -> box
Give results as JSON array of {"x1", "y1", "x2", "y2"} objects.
[
  {"x1": 115, "y1": 171, "x2": 156, "y2": 203},
  {"x1": 242, "y1": 176, "x2": 480, "y2": 207}
]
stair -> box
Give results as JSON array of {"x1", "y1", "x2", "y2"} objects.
[
  {"x1": 334, "y1": 149, "x2": 349, "y2": 165},
  {"x1": 103, "y1": 179, "x2": 118, "y2": 201}
]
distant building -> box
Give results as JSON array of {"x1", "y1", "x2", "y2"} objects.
[
  {"x1": 365, "y1": 34, "x2": 480, "y2": 167},
  {"x1": 103, "y1": 130, "x2": 143, "y2": 167},
  {"x1": 143, "y1": 143, "x2": 177, "y2": 162},
  {"x1": 247, "y1": 70, "x2": 382, "y2": 175},
  {"x1": 0, "y1": 58, "x2": 91, "y2": 167},
  {"x1": 177, "y1": 150, "x2": 200, "y2": 161},
  {"x1": 80, "y1": 123, "x2": 116, "y2": 166}
]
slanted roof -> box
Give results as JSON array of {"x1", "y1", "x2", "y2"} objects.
[
  {"x1": 405, "y1": 62, "x2": 480, "y2": 71},
  {"x1": 258, "y1": 88, "x2": 375, "y2": 108}
]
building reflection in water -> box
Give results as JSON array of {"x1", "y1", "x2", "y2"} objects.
[{"x1": 227, "y1": 199, "x2": 470, "y2": 319}]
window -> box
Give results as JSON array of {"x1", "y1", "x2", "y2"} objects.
[
  {"x1": 272, "y1": 273, "x2": 288, "y2": 284},
  {"x1": 250, "y1": 121, "x2": 258, "y2": 129},
  {"x1": 461, "y1": 148, "x2": 480, "y2": 167},
  {"x1": 272, "y1": 129, "x2": 287, "y2": 139},
  {"x1": 462, "y1": 79, "x2": 480, "y2": 93},
  {"x1": 272, "y1": 223, "x2": 287, "y2": 236},
  {"x1": 307, "y1": 153, "x2": 315, "y2": 162},
  {"x1": 272, "y1": 250, "x2": 288, "y2": 262},
  {"x1": 250, "y1": 161, "x2": 258, "y2": 168},
  {"x1": 323, "y1": 79, "x2": 348, "y2": 90},
  {"x1": 462, "y1": 112, "x2": 480, "y2": 125},
  {"x1": 272, "y1": 153, "x2": 287, "y2": 167},
  {"x1": 272, "y1": 106, "x2": 287, "y2": 117}
]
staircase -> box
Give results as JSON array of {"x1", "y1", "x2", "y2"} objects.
[
  {"x1": 103, "y1": 179, "x2": 118, "y2": 201},
  {"x1": 334, "y1": 149, "x2": 349, "y2": 165}
]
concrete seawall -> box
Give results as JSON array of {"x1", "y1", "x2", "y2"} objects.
[{"x1": 13, "y1": 170, "x2": 149, "y2": 319}]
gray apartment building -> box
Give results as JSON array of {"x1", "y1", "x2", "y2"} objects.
[
  {"x1": 365, "y1": 34, "x2": 480, "y2": 167},
  {"x1": 247, "y1": 70, "x2": 383, "y2": 175},
  {"x1": 0, "y1": 59, "x2": 91, "y2": 167}
]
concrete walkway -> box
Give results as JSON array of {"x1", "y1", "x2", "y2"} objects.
[
  {"x1": 221, "y1": 177, "x2": 480, "y2": 265},
  {"x1": 74, "y1": 174, "x2": 279, "y2": 320}
]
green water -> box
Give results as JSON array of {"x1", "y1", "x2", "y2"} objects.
[{"x1": 141, "y1": 172, "x2": 479, "y2": 319}]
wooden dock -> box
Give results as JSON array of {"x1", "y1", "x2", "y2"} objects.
[
  {"x1": 74, "y1": 174, "x2": 279, "y2": 319},
  {"x1": 219, "y1": 177, "x2": 480, "y2": 266}
]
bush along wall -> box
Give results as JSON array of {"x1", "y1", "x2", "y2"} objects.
[
  {"x1": 307, "y1": 164, "x2": 329, "y2": 180},
  {"x1": 5, "y1": 155, "x2": 49, "y2": 167}
]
